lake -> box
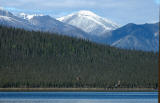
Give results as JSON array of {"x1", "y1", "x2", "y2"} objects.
[{"x1": 0, "y1": 92, "x2": 158, "y2": 103}]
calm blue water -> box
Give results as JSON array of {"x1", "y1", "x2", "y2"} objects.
[{"x1": 0, "y1": 92, "x2": 158, "y2": 103}]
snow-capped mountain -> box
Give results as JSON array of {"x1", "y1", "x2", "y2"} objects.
[
  {"x1": 0, "y1": 8, "x2": 37, "y2": 30},
  {"x1": 0, "y1": 8, "x2": 90, "y2": 39},
  {"x1": 57, "y1": 10, "x2": 119, "y2": 36},
  {"x1": 28, "y1": 15, "x2": 90, "y2": 38}
]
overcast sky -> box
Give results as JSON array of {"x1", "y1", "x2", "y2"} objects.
[{"x1": 0, "y1": 0, "x2": 159, "y2": 26}]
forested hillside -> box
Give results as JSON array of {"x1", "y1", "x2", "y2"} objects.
[{"x1": 0, "y1": 26, "x2": 158, "y2": 88}]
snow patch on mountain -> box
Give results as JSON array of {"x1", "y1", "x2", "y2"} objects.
[{"x1": 18, "y1": 13, "x2": 44, "y2": 20}]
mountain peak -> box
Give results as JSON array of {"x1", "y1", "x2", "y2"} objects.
[
  {"x1": 76, "y1": 10, "x2": 97, "y2": 17},
  {"x1": 57, "y1": 10, "x2": 119, "y2": 36}
]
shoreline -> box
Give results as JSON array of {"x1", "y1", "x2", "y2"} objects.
[{"x1": 0, "y1": 88, "x2": 157, "y2": 92}]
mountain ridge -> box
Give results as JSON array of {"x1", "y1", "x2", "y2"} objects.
[
  {"x1": 0, "y1": 9, "x2": 91, "y2": 39},
  {"x1": 108, "y1": 23, "x2": 159, "y2": 51},
  {"x1": 0, "y1": 8, "x2": 158, "y2": 51}
]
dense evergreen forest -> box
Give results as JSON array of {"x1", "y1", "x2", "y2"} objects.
[{"x1": 0, "y1": 26, "x2": 158, "y2": 88}]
